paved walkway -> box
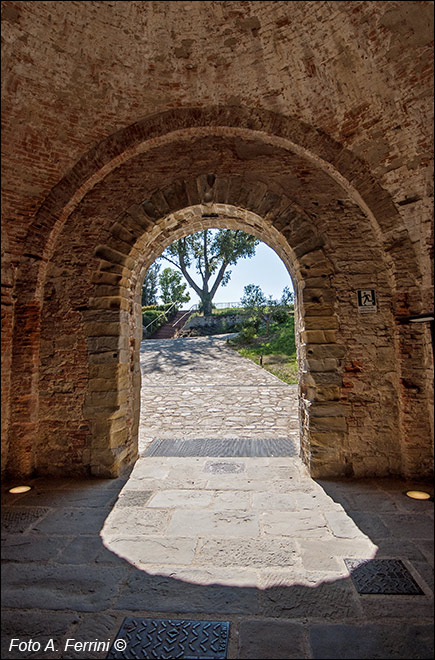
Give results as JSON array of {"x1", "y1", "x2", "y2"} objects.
[
  {"x1": 139, "y1": 336, "x2": 299, "y2": 451},
  {"x1": 2, "y1": 337, "x2": 434, "y2": 659}
]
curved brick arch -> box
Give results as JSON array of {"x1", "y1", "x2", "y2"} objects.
[
  {"x1": 15, "y1": 107, "x2": 421, "y2": 306},
  {"x1": 6, "y1": 110, "x2": 431, "y2": 481},
  {"x1": 86, "y1": 181, "x2": 340, "y2": 478}
]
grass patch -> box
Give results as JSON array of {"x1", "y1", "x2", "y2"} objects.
[{"x1": 228, "y1": 317, "x2": 298, "y2": 384}]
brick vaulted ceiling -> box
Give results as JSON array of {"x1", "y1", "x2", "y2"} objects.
[{"x1": 1, "y1": 1, "x2": 433, "y2": 479}]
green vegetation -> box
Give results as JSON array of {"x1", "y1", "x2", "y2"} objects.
[
  {"x1": 227, "y1": 283, "x2": 297, "y2": 384},
  {"x1": 142, "y1": 303, "x2": 177, "y2": 336},
  {"x1": 160, "y1": 229, "x2": 259, "y2": 315},
  {"x1": 159, "y1": 267, "x2": 190, "y2": 305},
  {"x1": 228, "y1": 315, "x2": 298, "y2": 384},
  {"x1": 141, "y1": 262, "x2": 160, "y2": 306}
]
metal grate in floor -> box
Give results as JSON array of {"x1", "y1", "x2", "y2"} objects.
[
  {"x1": 143, "y1": 437, "x2": 297, "y2": 458},
  {"x1": 107, "y1": 617, "x2": 229, "y2": 659},
  {"x1": 345, "y1": 558, "x2": 424, "y2": 595},
  {"x1": 1, "y1": 507, "x2": 49, "y2": 534}
]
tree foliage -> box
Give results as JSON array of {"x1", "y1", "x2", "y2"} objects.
[
  {"x1": 141, "y1": 262, "x2": 160, "y2": 306},
  {"x1": 159, "y1": 267, "x2": 191, "y2": 305},
  {"x1": 240, "y1": 284, "x2": 294, "y2": 334},
  {"x1": 160, "y1": 229, "x2": 259, "y2": 315}
]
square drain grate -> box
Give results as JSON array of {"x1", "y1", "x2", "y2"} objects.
[
  {"x1": 1, "y1": 507, "x2": 49, "y2": 534},
  {"x1": 204, "y1": 461, "x2": 245, "y2": 474},
  {"x1": 107, "y1": 618, "x2": 229, "y2": 659},
  {"x1": 344, "y1": 558, "x2": 424, "y2": 595}
]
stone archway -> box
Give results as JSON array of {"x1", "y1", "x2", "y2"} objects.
[
  {"x1": 87, "y1": 197, "x2": 340, "y2": 478},
  {"x1": 5, "y1": 108, "x2": 432, "y2": 481}
]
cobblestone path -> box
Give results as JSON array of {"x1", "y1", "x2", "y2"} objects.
[{"x1": 139, "y1": 336, "x2": 299, "y2": 452}]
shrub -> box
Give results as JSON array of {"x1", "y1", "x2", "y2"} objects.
[{"x1": 238, "y1": 325, "x2": 257, "y2": 343}]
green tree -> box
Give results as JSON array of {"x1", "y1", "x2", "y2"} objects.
[
  {"x1": 160, "y1": 229, "x2": 259, "y2": 316},
  {"x1": 241, "y1": 284, "x2": 294, "y2": 335},
  {"x1": 159, "y1": 267, "x2": 191, "y2": 306},
  {"x1": 280, "y1": 285, "x2": 294, "y2": 307},
  {"x1": 141, "y1": 262, "x2": 160, "y2": 306},
  {"x1": 240, "y1": 284, "x2": 268, "y2": 331}
]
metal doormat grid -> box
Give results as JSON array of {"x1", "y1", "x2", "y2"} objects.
[
  {"x1": 344, "y1": 558, "x2": 424, "y2": 595},
  {"x1": 107, "y1": 617, "x2": 229, "y2": 659},
  {"x1": 143, "y1": 437, "x2": 297, "y2": 457},
  {"x1": 1, "y1": 507, "x2": 49, "y2": 534}
]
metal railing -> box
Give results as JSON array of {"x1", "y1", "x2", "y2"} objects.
[
  {"x1": 142, "y1": 301, "x2": 178, "y2": 335},
  {"x1": 212, "y1": 302, "x2": 242, "y2": 309},
  {"x1": 171, "y1": 303, "x2": 199, "y2": 328},
  {"x1": 143, "y1": 301, "x2": 295, "y2": 336}
]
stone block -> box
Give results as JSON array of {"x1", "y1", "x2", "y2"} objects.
[
  {"x1": 238, "y1": 620, "x2": 308, "y2": 659},
  {"x1": 195, "y1": 537, "x2": 299, "y2": 568},
  {"x1": 102, "y1": 507, "x2": 171, "y2": 537},
  {"x1": 261, "y1": 578, "x2": 361, "y2": 619},
  {"x1": 260, "y1": 511, "x2": 330, "y2": 538},
  {"x1": 304, "y1": 385, "x2": 341, "y2": 401},
  {"x1": 84, "y1": 322, "x2": 121, "y2": 337},
  {"x1": 304, "y1": 357, "x2": 340, "y2": 372},
  {"x1": 301, "y1": 329, "x2": 338, "y2": 343},
  {"x1": 309, "y1": 623, "x2": 434, "y2": 659},
  {"x1": 1, "y1": 610, "x2": 80, "y2": 660},
  {"x1": 166, "y1": 509, "x2": 259, "y2": 537},
  {"x1": 147, "y1": 490, "x2": 213, "y2": 508},
  {"x1": 115, "y1": 571, "x2": 260, "y2": 614},
  {"x1": 304, "y1": 344, "x2": 347, "y2": 359},
  {"x1": 308, "y1": 403, "x2": 350, "y2": 417},
  {"x1": 1, "y1": 564, "x2": 129, "y2": 612}
]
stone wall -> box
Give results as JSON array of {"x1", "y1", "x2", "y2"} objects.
[
  {"x1": 1, "y1": 1, "x2": 433, "y2": 480},
  {"x1": 181, "y1": 313, "x2": 248, "y2": 336}
]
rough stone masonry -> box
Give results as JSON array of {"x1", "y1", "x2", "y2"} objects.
[{"x1": 1, "y1": 1, "x2": 433, "y2": 481}]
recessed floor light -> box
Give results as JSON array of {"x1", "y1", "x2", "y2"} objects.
[
  {"x1": 405, "y1": 490, "x2": 431, "y2": 500},
  {"x1": 8, "y1": 486, "x2": 32, "y2": 494}
]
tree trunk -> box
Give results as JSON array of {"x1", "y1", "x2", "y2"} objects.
[{"x1": 201, "y1": 293, "x2": 213, "y2": 316}]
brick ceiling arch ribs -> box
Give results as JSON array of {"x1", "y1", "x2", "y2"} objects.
[{"x1": 15, "y1": 107, "x2": 421, "y2": 312}]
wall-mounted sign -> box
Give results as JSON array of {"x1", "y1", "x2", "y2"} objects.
[{"x1": 357, "y1": 289, "x2": 377, "y2": 313}]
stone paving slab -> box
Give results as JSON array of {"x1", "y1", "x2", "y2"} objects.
[
  {"x1": 104, "y1": 537, "x2": 198, "y2": 567},
  {"x1": 2, "y1": 534, "x2": 70, "y2": 563},
  {"x1": 309, "y1": 623, "x2": 434, "y2": 659},
  {"x1": 194, "y1": 537, "x2": 300, "y2": 568},
  {"x1": 2, "y1": 564, "x2": 130, "y2": 612},
  {"x1": 1, "y1": 610, "x2": 80, "y2": 660},
  {"x1": 147, "y1": 489, "x2": 214, "y2": 508},
  {"x1": 1, "y1": 337, "x2": 434, "y2": 659},
  {"x1": 102, "y1": 508, "x2": 171, "y2": 537},
  {"x1": 238, "y1": 619, "x2": 309, "y2": 659},
  {"x1": 31, "y1": 508, "x2": 112, "y2": 536},
  {"x1": 114, "y1": 571, "x2": 261, "y2": 615},
  {"x1": 260, "y1": 510, "x2": 331, "y2": 538},
  {"x1": 166, "y1": 509, "x2": 260, "y2": 537},
  {"x1": 260, "y1": 577, "x2": 362, "y2": 619}
]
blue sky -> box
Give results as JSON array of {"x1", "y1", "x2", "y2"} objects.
[{"x1": 158, "y1": 239, "x2": 294, "y2": 307}]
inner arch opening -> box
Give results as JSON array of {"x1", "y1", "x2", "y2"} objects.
[
  {"x1": 86, "y1": 199, "x2": 343, "y2": 482},
  {"x1": 136, "y1": 216, "x2": 299, "y2": 463}
]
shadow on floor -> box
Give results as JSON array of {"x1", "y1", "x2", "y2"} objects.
[{"x1": 1, "y1": 472, "x2": 434, "y2": 660}]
